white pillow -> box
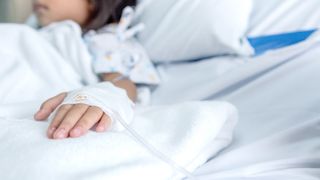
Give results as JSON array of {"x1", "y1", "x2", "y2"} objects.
[{"x1": 135, "y1": 0, "x2": 254, "y2": 62}]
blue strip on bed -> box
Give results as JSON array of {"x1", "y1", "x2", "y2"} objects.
[{"x1": 248, "y1": 29, "x2": 317, "y2": 55}]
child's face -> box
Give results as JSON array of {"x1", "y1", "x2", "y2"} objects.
[{"x1": 33, "y1": 0, "x2": 93, "y2": 27}]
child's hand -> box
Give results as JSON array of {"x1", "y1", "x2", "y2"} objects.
[{"x1": 34, "y1": 93, "x2": 111, "y2": 139}]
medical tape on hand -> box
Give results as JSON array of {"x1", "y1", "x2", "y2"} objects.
[{"x1": 60, "y1": 82, "x2": 134, "y2": 131}]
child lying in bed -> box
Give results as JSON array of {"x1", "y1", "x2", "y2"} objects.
[{"x1": 32, "y1": 0, "x2": 160, "y2": 139}]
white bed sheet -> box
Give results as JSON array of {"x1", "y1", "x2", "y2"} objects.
[
  {"x1": 0, "y1": 23, "x2": 239, "y2": 180},
  {"x1": 247, "y1": 0, "x2": 320, "y2": 36},
  {"x1": 1, "y1": 21, "x2": 319, "y2": 179},
  {"x1": 151, "y1": 33, "x2": 320, "y2": 179}
]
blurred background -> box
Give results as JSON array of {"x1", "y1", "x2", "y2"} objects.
[
  {"x1": 1, "y1": 0, "x2": 320, "y2": 37},
  {"x1": 0, "y1": 0, "x2": 33, "y2": 23}
]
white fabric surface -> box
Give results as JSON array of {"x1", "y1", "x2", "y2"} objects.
[
  {"x1": 135, "y1": 0, "x2": 253, "y2": 62},
  {"x1": 39, "y1": 21, "x2": 99, "y2": 85},
  {"x1": 247, "y1": 0, "x2": 320, "y2": 36},
  {"x1": 2, "y1": 4, "x2": 320, "y2": 178},
  {"x1": 0, "y1": 101, "x2": 238, "y2": 180},
  {"x1": 0, "y1": 23, "x2": 238, "y2": 179},
  {"x1": 0, "y1": 22, "x2": 97, "y2": 104},
  {"x1": 151, "y1": 32, "x2": 320, "y2": 179}
]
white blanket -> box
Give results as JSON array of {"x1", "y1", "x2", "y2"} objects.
[
  {"x1": 0, "y1": 23, "x2": 238, "y2": 179},
  {"x1": 247, "y1": 0, "x2": 320, "y2": 36},
  {"x1": 151, "y1": 31, "x2": 320, "y2": 179},
  {"x1": 0, "y1": 101, "x2": 237, "y2": 180},
  {"x1": 0, "y1": 22, "x2": 97, "y2": 104}
]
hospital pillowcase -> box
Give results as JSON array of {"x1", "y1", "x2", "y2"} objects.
[{"x1": 135, "y1": 0, "x2": 254, "y2": 62}]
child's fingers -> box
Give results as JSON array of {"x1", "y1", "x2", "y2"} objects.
[
  {"x1": 47, "y1": 104, "x2": 72, "y2": 139},
  {"x1": 95, "y1": 113, "x2": 112, "y2": 132},
  {"x1": 70, "y1": 106, "x2": 104, "y2": 138},
  {"x1": 53, "y1": 104, "x2": 89, "y2": 139},
  {"x1": 34, "y1": 93, "x2": 67, "y2": 121}
]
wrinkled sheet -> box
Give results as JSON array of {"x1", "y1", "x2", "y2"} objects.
[
  {"x1": 0, "y1": 24, "x2": 238, "y2": 180},
  {"x1": 247, "y1": 0, "x2": 320, "y2": 36},
  {"x1": 0, "y1": 101, "x2": 238, "y2": 180},
  {"x1": 151, "y1": 33, "x2": 320, "y2": 179},
  {"x1": 0, "y1": 23, "x2": 97, "y2": 104}
]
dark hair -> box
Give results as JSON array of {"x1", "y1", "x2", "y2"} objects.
[{"x1": 84, "y1": 0, "x2": 137, "y2": 32}]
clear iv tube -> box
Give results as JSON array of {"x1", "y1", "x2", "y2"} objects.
[
  {"x1": 112, "y1": 111, "x2": 195, "y2": 179},
  {"x1": 93, "y1": 89, "x2": 195, "y2": 179}
]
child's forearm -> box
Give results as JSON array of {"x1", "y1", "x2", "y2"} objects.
[{"x1": 101, "y1": 73, "x2": 137, "y2": 102}]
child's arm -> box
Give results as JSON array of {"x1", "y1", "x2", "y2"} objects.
[{"x1": 101, "y1": 72, "x2": 137, "y2": 102}]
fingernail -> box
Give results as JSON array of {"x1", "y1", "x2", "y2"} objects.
[
  {"x1": 54, "y1": 128, "x2": 66, "y2": 139},
  {"x1": 34, "y1": 111, "x2": 41, "y2": 117},
  {"x1": 71, "y1": 127, "x2": 82, "y2": 137},
  {"x1": 35, "y1": 110, "x2": 45, "y2": 118},
  {"x1": 96, "y1": 126, "x2": 105, "y2": 132},
  {"x1": 38, "y1": 109, "x2": 44, "y2": 114},
  {"x1": 48, "y1": 127, "x2": 56, "y2": 135}
]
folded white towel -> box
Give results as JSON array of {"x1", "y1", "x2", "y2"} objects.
[{"x1": 0, "y1": 101, "x2": 237, "y2": 180}]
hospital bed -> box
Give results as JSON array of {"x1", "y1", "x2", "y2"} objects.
[
  {"x1": 149, "y1": 0, "x2": 320, "y2": 179},
  {"x1": 0, "y1": 0, "x2": 319, "y2": 179},
  {"x1": 153, "y1": 38, "x2": 320, "y2": 179}
]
